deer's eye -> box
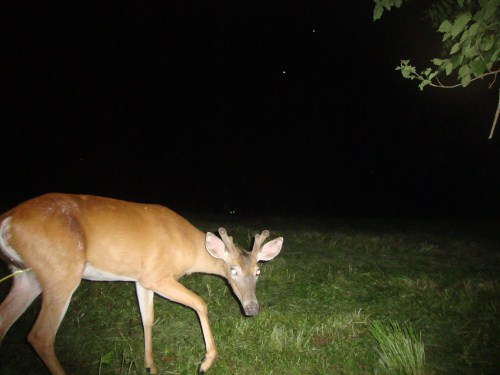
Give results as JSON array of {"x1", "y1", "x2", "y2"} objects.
[
  {"x1": 230, "y1": 268, "x2": 238, "y2": 276},
  {"x1": 256, "y1": 269, "x2": 261, "y2": 276}
]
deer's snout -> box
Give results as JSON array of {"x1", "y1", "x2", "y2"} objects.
[{"x1": 244, "y1": 302, "x2": 259, "y2": 316}]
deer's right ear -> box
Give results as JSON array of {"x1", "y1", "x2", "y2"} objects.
[{"x1": 205, "y1": 232, "x2": 227, "y2": 259}]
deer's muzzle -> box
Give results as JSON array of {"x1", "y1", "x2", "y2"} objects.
[{"x1": 243, "y1": 302, "x2": 259, "y2": 316}]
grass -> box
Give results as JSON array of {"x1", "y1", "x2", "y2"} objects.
[
  {"x1": 0, "y1": 215, "x2": 499, "y2": 374},
  {"x1": 370, "y1": 320, "x2": 425, "y2": 375}
]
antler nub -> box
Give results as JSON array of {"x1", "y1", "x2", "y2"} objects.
[
  {"x1": 218, "y1": 227, "x2": 237, "y2": 252},
  {"x1": 252, "y1": 229, "x2": 270, "y2": 253}
]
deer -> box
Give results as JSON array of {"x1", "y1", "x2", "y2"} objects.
[{"x1": 0, "y1": 193, "x2": 283, "y2": 374}]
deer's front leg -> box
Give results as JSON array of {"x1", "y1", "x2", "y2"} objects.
[
  {"x1": 136, "y1": 283, "x2": 157, "y2": 374},
  {"x1": 149, "y1": 278, "x2": 217, "y2": 374}
]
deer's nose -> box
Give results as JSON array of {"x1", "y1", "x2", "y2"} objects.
[{"x1": 244, "y1": 303, "x2": 259, "y2": 316}]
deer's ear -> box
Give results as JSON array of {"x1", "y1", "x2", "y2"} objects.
[
  {"x1": 205, "y1": 232, "x2": 227, "y2": 259},
  {"x1": 257, "y1": 237, "x2": 283, "y2": 262}
]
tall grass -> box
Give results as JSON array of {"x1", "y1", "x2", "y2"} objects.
[
  {"x1": 370, "y1": 320, "x2": 425, "y2": 375},
  {"x1": 1, "y1": 216, "x2": 499, "y2": 374}
]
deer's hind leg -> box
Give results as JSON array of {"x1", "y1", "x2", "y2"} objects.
[
  {"x1": 27, "y1": 272, "x2": 82, "y2": 375},
  {"x1": 0, "y1": 267, "x2": 42, "y2": 342}
]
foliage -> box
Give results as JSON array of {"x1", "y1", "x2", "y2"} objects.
[{"x1": 373, "y1": 0, "x2": 500, "y2": 138}]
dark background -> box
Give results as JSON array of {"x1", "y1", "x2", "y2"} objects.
[{"x1": 1, "y1": 1, "x2": 498, "y2": 218}]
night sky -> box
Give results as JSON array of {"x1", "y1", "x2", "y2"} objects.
[{"x1": 1, "y1": 1, "x2": 499, "y2": 218}]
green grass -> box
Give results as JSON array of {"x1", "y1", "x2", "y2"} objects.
[
  {"x1": 370, "y1": 320, "x2": 425, "y2": 375},
  {"x1": 1, "y1": 216, "x2": 499, "y2": 374}
]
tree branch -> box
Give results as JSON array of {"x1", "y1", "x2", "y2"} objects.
[
  {"x1": 489, "y1": 89, "x2": 500, "y2": 139},
  {"x1": 431, "y1": 68, "x2": 500, "y2": 89}
]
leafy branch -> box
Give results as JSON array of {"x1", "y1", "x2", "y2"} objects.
[{"x1": 373, "y1": 0, "x2": 500, "y2": 138}]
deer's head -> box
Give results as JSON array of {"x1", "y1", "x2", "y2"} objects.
[{"x1": 205, "y1": 227, "x2": 283, "y2": 316}]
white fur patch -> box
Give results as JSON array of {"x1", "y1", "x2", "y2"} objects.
[
  {"x1": 82, "y1": 262, "x2": 136, "y2": 282},
  {"x1": 0, "y1": 217, "x2": 24, "y2": 264}
]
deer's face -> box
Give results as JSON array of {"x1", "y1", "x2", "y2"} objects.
[
  {"x1": 224, "y1": 251, "x2": 260, "y2": 316},
  {"x1": 205, "y1": 228, "x2": 283, "y2": 317}
]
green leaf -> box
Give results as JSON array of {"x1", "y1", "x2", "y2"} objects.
[
  {"x1": 459, "y1": 64, "x2": 471, "y2": 86},
  {"x1": 373, "y1": 3, "x2": 384, "y2": 21},
  {"x1": 461, "y1": 73, "x2": 471, "y2": 86},
  {"x1": 428, "y1": 71, "x2": 439, "y2": 80},
  {"x1": 419, "y1": 80, "x2": 431, "y2": 90},
  {"x1": 438, "y1": 20, "x2": 452, "y2": 33},
  {"x1": 468, "y1": 22, "x2": 480, "y2": 37},
  {"x1": 463, "y1": 41, "x2": 477, "y2": 57},
  {"x1": 489, "y1": 49, "x2": 500, "y2": 65},
  {"x1": 450, "y1": 42, "x2": 461, "y2": 54},
  {"x1": 481, "y1": 35, "x2": 495, "y2": 51},
  {"x1": 482, "y1": 48, "x2": 495, "y2": 65},
  {"x1": 445, "y1": 61, "x2": 453, "y2": 76},
  {"x1": 483, "y1": 0, "x2": 500, "y2": 21},
  {"x1": 470, "y1": 59, "x2": 487, "y2": 76},
  {"x1": 401, "y1": 66, "x2": 414, "y2": 78},
  {"x1": 381, "y1": 0, "x2": 393, "y2": 11},
  {"x1": 442, "y1": 32, "x2": 452, "y2": 42},
  {"x1": 431, "y1": 58, "x2": 444, "y2": 66},
  {"x1": 460, "y1": 29, "x2": 469, "y2": 42},
  {"x1": 458, "y1": 64, "x2": 470, "y2": 78},
  {"x1": 451, "y1": 54, "x2": 464, "y2": 68},
  {"x1": 451, "y1": 13, "x2": 472, "y2": 38}
]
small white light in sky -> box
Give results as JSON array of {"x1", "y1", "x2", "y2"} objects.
[
  {"x1": 312, "y1": 29, "x2": 316, "y2": 33},
  {"x1": 282, "y1": 70, "x2": 286, "y2": 74}
]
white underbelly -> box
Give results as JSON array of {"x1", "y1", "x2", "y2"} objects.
[{"x1": 82, "y1": 262, "x2": 136, "y2": 282}]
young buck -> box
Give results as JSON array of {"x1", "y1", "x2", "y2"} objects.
[{"x1": 0, "y1": 193, "x2": 283, "y2": 374}]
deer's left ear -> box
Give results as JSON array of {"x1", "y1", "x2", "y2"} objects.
[
  {"x1": 205, "y1": 232, "x2": 228, "y2": 259},
  {"x1": 257, "y1": 237, "x2": 283, "y2": 262}
]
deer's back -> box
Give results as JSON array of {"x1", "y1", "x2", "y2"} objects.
[{"x1": 0, "y1": 193, "x2": 205, "y2": 280}]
